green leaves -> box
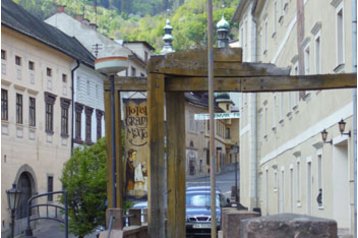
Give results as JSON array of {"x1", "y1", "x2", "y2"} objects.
[{"x1": 61, "y1": 138, "x2": 107, "y2": 237}]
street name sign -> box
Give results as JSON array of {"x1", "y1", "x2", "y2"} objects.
[{"x1": 194, "y1": 112, "x2": 240, "y2": 120}]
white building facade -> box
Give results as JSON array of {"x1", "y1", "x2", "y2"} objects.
[
  {"x1": 234, "y1": 0, "x2": 355, "y2": 236},
  {"x1": 45, "y1": 9, "x2": 154, "y2": 148}
]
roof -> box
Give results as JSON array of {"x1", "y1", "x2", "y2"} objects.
[
  {"x1": 184, "y1": 92, "x2": 224, "y2": 112},
  {"x1": 123, "y1": 40, "x2": 156, "y2": 51},
  {"x1": 1, "y1": 0, "x2": 95, "y2": 68}
]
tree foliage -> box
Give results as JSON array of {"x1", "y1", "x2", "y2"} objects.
[
  {"x1": 61, "y1": 138, "x2": 107, "y2": 238},
  {"x1": 16, "y1": 0, "x2": 240, "y2": 52}
]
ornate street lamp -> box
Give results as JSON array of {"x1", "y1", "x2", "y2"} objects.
[
  {"x1": 95, "y1": 47, "x2": 129, "y2": 209},
  {"x1": 6, "y1": 184, "x2": 21, "y2": 238},
  {"x1": 231, "y1": 143, "x2": 239, "y2": 204},
  {"x1": 321, "y1": 129, "x2": 332, "y2": 144}
]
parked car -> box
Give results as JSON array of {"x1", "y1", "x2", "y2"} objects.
[
  {"x1": 185, "y1": 189, "x2": 229, "y2": 237},
  {"x1": 130, "y1": 188, "x2": 230, "y2": 237}
]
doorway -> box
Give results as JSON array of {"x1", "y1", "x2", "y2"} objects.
[{"x1": 332, "y1": 140, "x2": 350, "y2": 229}]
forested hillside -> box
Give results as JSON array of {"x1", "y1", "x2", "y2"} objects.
[{"x1": 14, "y1": 0, "x2": 239, "y2": 52}]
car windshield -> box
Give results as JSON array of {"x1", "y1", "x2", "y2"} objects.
[{"x1": 186, "y1": 193, "x2": 220, "y2": 207}]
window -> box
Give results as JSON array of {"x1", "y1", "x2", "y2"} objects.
[
  {"x1": 87, "y1": 81, "x2": 90, "y2": 95},
  {"x1": 62, "y1": 74, "x2": 67, "y2": 83},
  {"x1": 15, "y1": 55, "x2": 21, "y2": 66},
  {"x1": 273, "y1": 1, "x2": 278, "y2": 36},
  {"x1": 336, "y1": 6, "x2": 344, "y2": 65},
  {"x1": 1, "y1": 89, "x2": 8, "y2": 121},
  {"x1": 47, "y1": 176, "x2": 54, "y2": 202},
  {"x1": 28, "y1": 61, "x2": 35, "y2": 70},
  {"x1": 85, "y1": 106, "x2": 93, "y2": 144},
  {"x1": 1, "y1": 50, "x2": 6, "y2": 60},
  {"x1": 46, "y1": 67, "x2": 52, "y2": 77},
  {"x1": 317, "y1": 154, "x2": 323, "y2": 207},
  {"x1": 304, "y1": 46, "x2": 310, "y2": 74},
  {"x1": 296, "y1": 160, "x2": 301, "y2": 204},
  {"x1": 145, "y1": 51, "x2": 149, "y2": 62},
  {"x1": 315, "y1": 35, "x2": 321, "y2": 74},
  {"x1": 61, "y1": 98, "x2": 71, "y2": 137},
  {"x1": 75, "y1": 103, "x2": 84, "y2": 142},
  {"x1": 96, "y1": 109, "x2": 103, "y2": 140},
  {"x1": 225, "y1": 127, "x2": 230, "y2": 139},
  {"x1": 264, "y1": 18, "x2": 268, "y2": 53},
  {"x1": 131, "y1": 67, "x2": 136, "y2": 77},
  {"x1": 45, "y1": 92, "x2": 56, "y2": 134},
  {"x1": 29, "y1": 97, "x2": 36, "y2": 127},
  {"x1": 16, "y1": 93, "x2": 23, "y2": 124}
]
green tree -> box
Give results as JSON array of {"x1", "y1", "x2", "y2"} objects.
[{"x1": 61, "y1": 138, "x2": 107, "y2": 238}]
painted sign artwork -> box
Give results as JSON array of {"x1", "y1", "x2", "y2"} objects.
[{"x1": 124, "y1": 99, "x2": 148, "y2": 200}]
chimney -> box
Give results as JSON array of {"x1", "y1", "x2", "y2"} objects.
[
  {"x1": 75, "y1": 15, "x2": 83, "y2": 22},
  {"x1": 81, "y1": 18, "x2": 90, "y2": 26},
  {"x1": 57, "y1": 5, "x2": 66, "y2": 13},
  {"x1": 89, "y1": 23, "x2": 98, "y2": 31}
]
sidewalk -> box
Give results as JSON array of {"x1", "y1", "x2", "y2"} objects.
[{"x1": 20, "y1": 220, "x2": 98, "y2": 238}]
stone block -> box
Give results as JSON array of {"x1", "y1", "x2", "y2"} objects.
[
  {"x1": 240, "y1": 213, "x2": 337, "y2": 238},
  {"x1": 106, "y1": 208, "x2": 124, "y2": 230},
  {"x1": 222, "y1": 208, "x2": 260, "y2": 238}
]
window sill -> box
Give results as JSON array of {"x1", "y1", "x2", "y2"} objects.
[
  {"x1": 61, "y1": 134, "x2": 69, "y2": 138},
  {"x1": 318, "y1": 205, "x2": 324, "y2": 210}
]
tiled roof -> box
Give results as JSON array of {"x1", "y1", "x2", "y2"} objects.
[{"x1": 1, "y1": 0, "x2": 95, "y2": 67}]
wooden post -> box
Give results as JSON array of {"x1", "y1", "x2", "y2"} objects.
[
  {"x1": 147, "y1": 73, "x2": 166, "y2": 238},
  {"x1": 104, "y1": 89, "x2": 114, "y2": 208},
  {"x1": 166, "y1": 92, "x2": 186, "y2": 238},
  {"x1": 115, "y1": 89, "x2": 124, "y2": 209}
]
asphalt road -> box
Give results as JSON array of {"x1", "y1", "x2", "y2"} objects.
[{"x1": 186, "y1": 169, "x2": 240, "y2": 199}]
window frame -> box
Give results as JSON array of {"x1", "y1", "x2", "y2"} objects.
[
  {"x1": 60, "y1": 98, "x2": 71, "y2": 137},
  {"x1": 1, "y1": 89, "x2": 8, "y2": 121},
  {"x1": 96, "y1": 109, "x2": 104, "y2": 140},
  {"x1": 1, "y1": 49, "x2": 6, "y2": 60},
  {"x1": 75, "y1": 103, "x2": 84, "y2": 143},
  {"x1": 44, "y1": 92, "x2": 56, "y2": 134},
  {"x1": 16, "y1": 93, "x2": 23, "y2": 124},
  {"x1": 15, "y1": 55, "x2": 22, "y2": 66},
  {"x1": 29, "y1": 96, "x2": 36, "y2": 127},
  {"x1": 85, "y1": 106, "x2": 93, "y2": 144}
]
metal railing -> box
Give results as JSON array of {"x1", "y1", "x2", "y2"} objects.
[{"x1": 25, "y1": 190, "x2": 68, "y2": 238}]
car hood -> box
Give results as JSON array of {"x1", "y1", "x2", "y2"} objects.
[{"x1": 186, "y1": 207, "x2": 221, "y2": 217}]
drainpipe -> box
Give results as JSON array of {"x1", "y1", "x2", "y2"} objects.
[
  {"x1": 71, "y1": 60, "x2": 80, "y2": 155},
  {"x1": 250, "y1": 2, "x2": 258, "y2": 210},
  {"x1": 351, "y1": 0, "x2": 357, "y2": 236}
]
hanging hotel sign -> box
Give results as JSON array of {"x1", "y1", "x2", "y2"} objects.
[
  {"x1": 123, "y1": 99, "x2": 149, "y2": 200},
  {"x1": 194, "y1": 112, "x2": 240, "y2": 120}
]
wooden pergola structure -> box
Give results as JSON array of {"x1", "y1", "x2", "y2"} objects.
[{"x1": 103, "y1": 47, "x2": 356, "y2": 238}]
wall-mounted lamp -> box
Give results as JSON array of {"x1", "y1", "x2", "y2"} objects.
[
  {"x1": 321, "y1": 129, "x2": 332, "y2": 144},
  {"x1": 338, "y1": 119, "x2": 351, "y2": 137}
]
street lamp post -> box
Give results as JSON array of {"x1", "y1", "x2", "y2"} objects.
[
  {"x1": 231, "y1": 143, "x2": 239, "y2": 203},
  {"x1": 6, "y1": 184, "x2": 21, "y2": 238}
]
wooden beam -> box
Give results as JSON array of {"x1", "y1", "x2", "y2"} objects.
[
  {"x1": 104, "y1": 77, "x2": 147, "y2": 91},
  {"x1": 239, "y1": 74, "x2": 357, "y2": 92},
  {"x1": 105, "y1": 73, "x2": 356, "y2": 92},
  {"x1": 147, "y1": 73, "x2": 166, "y2": 238},
  {"x1": 164, "y1": 74, "x2": 357, "y2": 92},
  {"x1": 166, "y1": 92, "x2": 186, "y2": 238},
  {"x1": 149, "y1": 61, "x2": 290, "y2": 77}
]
